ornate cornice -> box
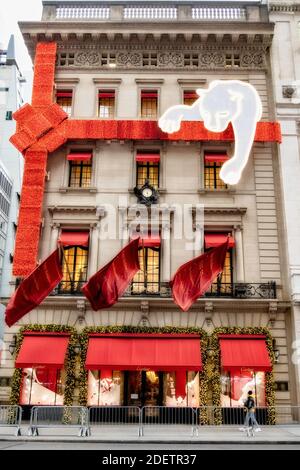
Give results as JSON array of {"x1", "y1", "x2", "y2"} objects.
[
  {"x1": 204, "y1": 207, "x2": 247, "y2": 215},
  {"x1": 270, "y1": 4, "x2": 300, "y2": 13},
  {"x1": 55, "y1": 43, "x2": 269, "y2": 70}
]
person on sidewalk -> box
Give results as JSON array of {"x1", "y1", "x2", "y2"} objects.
[{"x1": 239, "y1": 390, "x2": 261, "y2": 433}]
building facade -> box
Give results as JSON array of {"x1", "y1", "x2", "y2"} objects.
[
  {"x1": 269, "y1": 1, "x2": 300, "y2": 405},
  {"x1": 0, "y1": 1, "x2": 296, "y2": 422}
]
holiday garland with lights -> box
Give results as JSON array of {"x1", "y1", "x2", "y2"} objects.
[
  {"x1": 9, "y1": 325, "x2": 78, "y2": 406},
  {"x1": 209, "y1": 327, "x2": 276, "y2": 425}
]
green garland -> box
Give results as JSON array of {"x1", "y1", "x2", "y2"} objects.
[
  {"x1": 78, "y1": 325, "x2": 208, "y2": 413},
  {"x1": 9, "y1": 325, "x2": 78, "y2": 406},
  {"x1": 210, "y1": 327, "x2": 276, "y2": 425}
]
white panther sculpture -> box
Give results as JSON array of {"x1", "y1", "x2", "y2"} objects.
[{"x1": 158, "y1": 80, "x2": 262, "y2": 185}]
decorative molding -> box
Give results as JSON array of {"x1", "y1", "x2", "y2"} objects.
[
  {"x1": 282, "y1": 86, "x2": 296, "y2": 99},
  {"x1": 54, "y1": 43, "x2": 269, "y2": 70},
  {"x1": 270, "y1": 4, "x2": 300, "y2": 13},
  {"x1": 135, "y1": 78, "x2": 164, "y2": 84},
  {"x1": 55, "y1": 78, "x2": 80, "y2": 84},
  {"x1": 204, "y1": 206, "x2": 247, "y2": 215},
  {"x1": 48, "y1": 205, "x2": 99, "y2": 214},
  {"x1": 92, "y1": 78, "x2": 122, "y2": 84},
  {"x1": 177, "y1": 78, "x2": 207, "y2": 86}
]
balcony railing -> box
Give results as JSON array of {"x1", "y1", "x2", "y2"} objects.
[
  {"x1": 50, "y1": 280, "x2": 276, "y2": 300},
  {"x1": 51, "y1": 280, "x2": 86, "y2": 296},
  {"x1": 44, "y1": 2, "x2": 264, "y2": 23},
  {"x1": 123, "y1": 281, "x2": 277, "y2": 299}
]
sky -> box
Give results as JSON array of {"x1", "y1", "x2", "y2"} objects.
[{"x1": 0, "y1": 0, "x2": 42, "y2": 72}]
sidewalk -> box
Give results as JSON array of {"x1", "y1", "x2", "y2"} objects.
[{"x1": 1, "y1": 425, "x2": 300, "y2": 444}]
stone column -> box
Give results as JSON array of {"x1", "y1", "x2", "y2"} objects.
[
  {"x1": 119, "y1": 206, "x2": 129, "y2": 248},
  {"x1": 162, "y1": 222, "x2": 171, "y2": 282},
  {"x1": 88, "y1": 223, "x2": 99, "y2": 277},
  {"x1": 50, "y1": 223, "x2": 60, "y2": 253},
  {"x1": 194, "y1": 223, "x2": 204, "y2": 257},
  {"x1": 234, "y1": 226, "x2": 245, "y2": 282}
]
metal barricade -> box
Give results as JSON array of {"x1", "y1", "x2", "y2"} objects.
[
  {"x1": 0, "y1": 405, "x2": 22, "y2": 436},
  {"x1": 88, "y1": 406, "x2": 141, "y2": 437},
  {"x1": 140, "y1": 406, "x2": 198, "y2": 437},
  {"x1": 28, "y1": 406, "x2": 89, "y2": 437}
]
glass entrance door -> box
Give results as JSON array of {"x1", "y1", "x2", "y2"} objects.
[{"x1": 126, "y1": 371, "x2": 162, "y2": 406}]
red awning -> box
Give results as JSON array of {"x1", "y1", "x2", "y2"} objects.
[
  {"x1": 15, "y1": 334, "x2": 69, "y2": 368},
  {"x1": 56, "y1": 91, "x2": 73, "y2": 98},
  {"x1": 98, "y1": 92, "x2": 115, "y2": 98},
  {"x1": 219, "y1": 335, "x2": 272, "y2": 372},
  {"x1": 204, "y1": 154, "x2": 229, "y2": 163},
  {"x1": 131, "y1": 235, "x2": 161, "y2": 247},
  {"x1": 67, "y1": 153, "x2": 92, "y2": 161},
  {"x1": 141, "y1": 91, "x2": 157, "y2": 98},
  {"x1": 59, "y1": 231, "x2": 89, "y2": 247},
  {"x1": 136, "y1": 153, "x2": 160, "y2": 163},
  {"x1": 184, "y1": 91, "x2": 198, "y2": 100},
  {"x1": 204, "y1": 233, "x2": 235, "y2": 249},
  {"x1": 85, "y1": 334, "x2": 202, "y2": 370}
]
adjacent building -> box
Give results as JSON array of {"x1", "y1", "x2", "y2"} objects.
[
  {"x1": 0, "y1": 36, "x2": 25, "y2": 297},
  {"x1": 269, "y1": 1, "x2": 300, "y2": 405},
  {"x1": 0, "y1": 1, "x2": 296, "y2": 423}
]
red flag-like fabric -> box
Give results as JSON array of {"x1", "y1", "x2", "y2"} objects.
[
  {"x1": 82, "y1": 238, "x2": 140, "y2": 311},
  {"x1": 170, "y1": 240, "x2": 229, "y2": 312},
  {"x1": 5, "y1": 249, "x2": 63, "y2": 327}
]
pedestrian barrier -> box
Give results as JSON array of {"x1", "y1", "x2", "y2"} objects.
[
  {"x1": 28, "y1": 406, "x2": 89, "y2": 437},
  {"x1": 0, "y1": 405, "x2": 22, "y2": 436},
  {"x1": 140, "y1": 406, "x2": 199, "y2": 437},
  {"x1": 6, "y1": 404, "x2": 300, "y2": 438},
  {"x1": 88, "y1": 406, "x2": 141, "y2": 436}
]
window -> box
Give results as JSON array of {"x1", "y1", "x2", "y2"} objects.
[
  {"x1": 68, "y1": 152, "x2": 92, "y2": 188},
  {"x1": 59, "y1": 231, "x2": 89, "y2": 294},
  {"x1": 225, "y1": 54, "x2": 240, "y2": 68},
  {"x1": 20, "y1": 367, "x2": 66, "y2": 405},
  {"x1": 141, "y1": 90, "x2": 158, "y2": 119},
  {"x1": 56, "y1": 89, "x2": 73, "y2": 116},
  {"x1": 183, "y1": 90, "x2": 198, "y2": 105},
  {"x1": 5, "y1": 111, "x2": 12, "y2": 120},
  {"x1": 0, "y1": 193, "x2": 10, "y2": 216},
  {"x1": 142, "y1": 53, "x2": 158, "y2": 67},
  {"x1": 98, "y1": 90, "x2": 115, "y2": 118},
  {"x1": 204, "y1": 152, "x2": 228, "y2": 190},
  {"x1": 164, "y1": 371, "x2": 200, "y2": 407},
  {"x1": 204, "y1": 233, "x2": 234, "y2": 295},
  {"x1": 0, "y1": 235, "x2": 5, "y2": 252},
  {"x1": 132, "y1": 244, "x2": 160, "y2": 294},
  {"x1": 0, "y1": 171, "x2": 13, "y2": 198},
  {"x1": 136, "y1": 151, "x2": 160, "y2": 188},
  {"x1": 221, "y1": 370, "x2": 266, "y2": 408},
  {"x1": 88, "y1": 370, "x2": 123, "y2": 406}
]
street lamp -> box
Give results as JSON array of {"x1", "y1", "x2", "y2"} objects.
[
  {"x1": 8, "y1": 335, "x2": 17, "y2": 355},
  {"x1": 272, "y1": 339, "x2": 280, "y2": 363}
]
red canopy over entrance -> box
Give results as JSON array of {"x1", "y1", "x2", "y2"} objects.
[{"x1": 85, "y1": 334, "x2": 202, "y2": 371}]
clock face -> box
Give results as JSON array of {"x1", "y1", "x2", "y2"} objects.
[{"x1": 142, "y1": 187, "x2": 153, "y2": 198}]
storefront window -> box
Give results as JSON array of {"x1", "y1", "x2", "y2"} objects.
[
  {"x1": 163, "y1": 371, "x2": 200, "y2": 407},
  {"x1": 88, "y1": 370, "x2": 123, "y2": 406},
  {"x1": 221, "y1": 370, "x2": 266, "y2": 407},
  {"x1": 20, "y1": 367, "x2": 65, "y2": 405}
]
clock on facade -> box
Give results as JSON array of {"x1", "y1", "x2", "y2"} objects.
[{"x1": 134, "y1": 180, "x2": 158, "y2": 206}]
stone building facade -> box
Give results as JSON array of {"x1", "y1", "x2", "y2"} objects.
[{"x1": 0, "y1": 1, "x2": 295, "y2": 421}]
